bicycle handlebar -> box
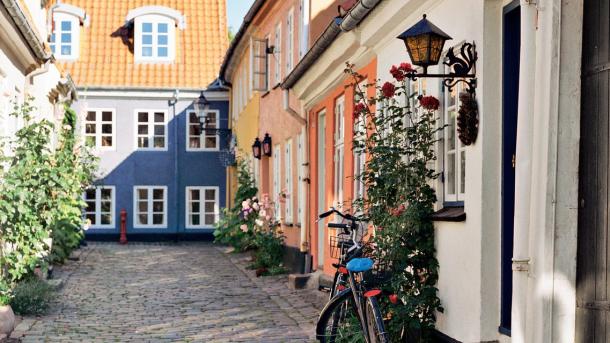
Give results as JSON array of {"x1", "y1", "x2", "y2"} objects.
[
  {"x1": 328, "y1": 222, "x2": 350, "y2": 229},
  {"x1": 318, "y1": 207, "x2": 363, "y2": 222}
]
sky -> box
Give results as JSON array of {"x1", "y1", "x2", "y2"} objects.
[{"x1": 227, "y1": 0, "x2": 255, "y2": 33}]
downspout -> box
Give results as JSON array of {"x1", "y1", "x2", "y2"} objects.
[{"x1": 512, "y1": 2, "x2": 537, "y2": 343}]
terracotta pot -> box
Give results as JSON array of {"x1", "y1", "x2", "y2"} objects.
[{"x1": 0, "y1": 305, "x2": 15, "y2": 334}]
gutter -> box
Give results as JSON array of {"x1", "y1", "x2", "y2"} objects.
[
  {"x1": 219, "y1": 0, "x2": 267, "y2": 82},
  {"x1": 1, "y1": 0, "x2": 51, "y2": 61},
  {"x1": 281, "y1": 0, "x2": 382, "y2": 90}
]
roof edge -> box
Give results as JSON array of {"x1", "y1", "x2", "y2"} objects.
[
  {"x1": 1, "y1": 0, "x2": 51, "y2": 61},
  {"x1": 218, "y1": 0, "x2": 266, "y2": 83}
]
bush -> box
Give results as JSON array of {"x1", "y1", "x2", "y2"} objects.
[
  {"x1": 0, "y1": 279, "x2": 11, "y2": 306},
  {"x1": 10, "y1": 278, "x2": 54, "y2": 316}
]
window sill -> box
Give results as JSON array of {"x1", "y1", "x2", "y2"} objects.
[{"x1": 431, "y1": 206, "x2": 466, "y2": 222}]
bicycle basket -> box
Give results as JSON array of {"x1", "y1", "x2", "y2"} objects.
[{"x1": 329, "y1": 234, "x2": 355, "y2": 259}]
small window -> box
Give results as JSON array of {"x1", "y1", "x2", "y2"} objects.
[
  {"x1": 297, "y1": 131, "x2": 305, "y2": 224},
  {"x1": 298, "y1": 0, "x2": 309, "y2": 59},
  {"x1": 353, "y1": 83, "x2": 367, "y2": 200},
  {"x1": 286, "y1": 9, "x2": 294, "y2": 72},
  {"x1": 83, "y1": 186, "x2": 115, "y2": 228},
  {"x1": 134, "y1": 186, "x2": 167, "y2": 228},
  {"x1": 135, "y1": 110, "x2": 167, "y2": 150},
  {"x1": 284, "y1": 139, "x2": 293, "y2": 223},
  {"x1": 84, "y1": 109, "x2": 115, "y2": 149},
  {"x1": 186, "y1": 187, "x2": 219, "y2": 228},
  {"x1": 186, "y1": 110, "x2": 219, "y2": 151},
  {"x1": 251, "y1": 38, "x2": 268, "y2": 91},
  {"x1": 444, "y1": 79, "x2": 466, "y2": 203},
  {"x1": 273, "y1": 144, "x2": 281, "y2": 220},
  {"x1": 50, "y1": 12, "x2": 80, "y2": 60},
  {"x1": 274, "y1": 23, "x2": 282, "y2": 84},
  {"x1": 334, "y1": 96, "x2": 345, "y2": 207},
  {"x1": 135, "y1": 16, "x2": 175, "y2": 62}
]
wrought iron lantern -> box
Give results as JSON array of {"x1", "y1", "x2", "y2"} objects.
[
  {"x1": 252, "y1": 137, "x2": 262, "y2": 159},
  {"x1": 262, "y1": 133, "x2": 272, "y2": 157}
]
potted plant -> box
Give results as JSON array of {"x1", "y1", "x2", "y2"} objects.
[{"x1": 0, "y1": 279, "x2": 15, "y2": 335}]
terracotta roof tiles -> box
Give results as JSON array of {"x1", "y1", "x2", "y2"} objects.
[{"x1": 53, "y1": 0, "x2": 228, "y2": 89}]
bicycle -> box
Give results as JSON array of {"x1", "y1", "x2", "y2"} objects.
[{"x1": 316, "y1": 208, "x2": 388, "y2": 343}]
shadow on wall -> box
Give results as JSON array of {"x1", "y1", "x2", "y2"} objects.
[
  {"x1": 111, "y1": 25, "x2": 134, "y2": 54},
  {"x1": 86, "y1": 107, "x2": 228, "y2": 237}
]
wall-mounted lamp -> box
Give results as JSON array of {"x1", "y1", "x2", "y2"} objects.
[
  {"x1": 252, "y1": 137, "x2": 262, "y2": 159},
  {"x1": 262, "y1": 133, "x2": 272, "y2": 157}
]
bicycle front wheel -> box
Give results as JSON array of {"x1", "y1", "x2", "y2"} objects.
[
  {"x1": 316, "y1": 289, "x2": 366, "y2": 343},
  {"x1": 365, "y1": 296, "x2": 388, "y2": 343}
]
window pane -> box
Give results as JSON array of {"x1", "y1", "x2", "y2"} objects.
[
  {"x1": 154, "y1": 112, "x2": 164, "y2": 123},
  {"x1": 85, "y1": 136, "x2": 95, "y2": 146},
  {"x1": 158, "y1": 47, "x2": 168, "y2": 57},
  {"x1": 86, "y1": 111, "x2": 96, "y2": 121},
  {"x1": 101, "y1": 136, "x2": 112, "y2": 147},
  {"x1": 138, "y1": 137, "x2": 149, "y2": 147},
  {"x1": 61, "y1": 21, "x2": 71, "y2": 31},
  {"x1": 100, "y1": 201, "x2": 111, "y2": 212},
  {"x1": 138, "y1": 214, "x2": 148, "y2": 225},
  {"x1": 85, "y1": 189, "x2": 96, "y2": 199},
  {"x1": 61, "y1": 33, "x2": 71, "y2": 43},
  {"x1": 142, "y1": 47, "x2": 153, "y2": 57},
  {"x1": 102, "y1": 124, "x2": 112, "y2": 134},
  {"x1": 191, "y1": 202, "x2": 200, "y2": 213},
  {"x1": 138, "y1": 189, "x2": 148, "y2": 199},
  {"x1": 205, "y1": 137, "x2": 217, "y2": 148},
  {"x1": 101, "y1": 214, "x2": 112, "y2": 225},
  {"x1": 205, "y1": 202, "x2": 214, "y2": 213},
  {"x1": 85, "y1": 124, "x2": 96, "y2": 134},
  {"x1": 138, "y1": 201, "x2": 148, "y2": 212},
  {"x1": 154, "y1": 125, "x2": 164, "y2": 135},
  {"x1": 142, "y1": 23, "x2": 152, "y2": 32},
  {"x1": 189, "y1": 138, "x2": 201, "y2": 148},
  {"x1": 158, "y1": 23, "x2": 168, "y2": 33},
  {"x1": 205, "y1": 189, "x2": 215, "y2": 200},
  {"x1": 189, "y1": 112, "x2": 198, "y2": 123},
  {"x1": 138, "y1": 125, "x2": 148, "y2": 135},
  {"x1": 189, "y1": 125, "x2": 201, "y2": 136},
  {"x1": 86, "y1": 213, "x2": 96, "y2": 224},
  {"x1": 142, "y1": 34, "x2": 152, "y2": 45},
  {"x1": 152, "y1": 214, "x2": 163, "y2": 225},
  {"x1": 61, "y1": 45, "x2": 71, "y2": 56},
  {"x1": 101, "y1": 189, "x2": 112, "y2": 200},
  {"x1": 153, "y1": 189, "x2": 164, "y2": 200},
  {"x1": 50, "y1": 33, "x2": 56, "y2": 43},
  {"x1": 153, "y1": 137, "x2": 164, "y2": 148},
  {"x1": 191, "y1": 215, "x2": 200, "y2": 226},
  {"x1": 205, "y1": 214, "x2": 215, "y2": 225},
  {"x1": 86, "y1": 201, "x2": 95, "y2": 212},
  {"x1": 447, "y1": 110, "x2": 456, "y2": 150},
  {"x1": 158, "y1": 35, "x2": 168, "y2": 45},
  {"x1": 460, "y1": 151, "x2": 466, "y2": 194},
  {"x1": 138, "y1": 112, "x2": 148, "y2": 122},
  {"x1": 152, "y1": 201, "x2": 163, "y2": 212},
  {"x1": 190, "y1": 189, "x2": 200, "y2": 200},
  {"x1": 102, "y1": 111, "x2": 112, "y2": 122},
  {"x1": 447, "y1": 153, "x2": 456, "y2": 195}
]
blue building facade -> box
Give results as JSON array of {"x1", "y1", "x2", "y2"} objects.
[{"x1": 72, "y1": 86, "x2": 230, "y2": 240}]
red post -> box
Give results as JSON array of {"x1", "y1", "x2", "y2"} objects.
[{"x1": 119, "y1": 209, "x2": 127, "y2": 245}]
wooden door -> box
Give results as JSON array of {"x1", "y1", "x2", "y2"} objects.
[{"x1": 577, "y1": 0, "x2": 610, "y2": 341}]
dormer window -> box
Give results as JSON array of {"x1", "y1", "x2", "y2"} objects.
[
  {"x1": 49, "y1": 4, "x2": 88, "y2": 60},
  {"x1": 126, "y1": 6, "x2": 186, "y2": 63}
]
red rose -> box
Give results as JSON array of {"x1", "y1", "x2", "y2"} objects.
[
  {"x1": 353, "y1": 102, "x2": 367, "y2": 120},
  {"x1": 400, "y1": 62, "x2": 413, "y2": 73},
  {"x1": 390, "y1": 204, "x2": 406, "y2": 216},
  {"x1": 381, "y1": 82, "x2": 396, "y2": 98},
  {"x1": 390, "y1": 65, "x2": 405, "y2": 81},
  {"x1": 419, "y1": 95, "x2": 440, "y2": 111},
  {"x1": 389, "y1": 294, "x2": 399, "y2": 304}
]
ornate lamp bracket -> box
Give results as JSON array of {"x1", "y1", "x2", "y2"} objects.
[{"x1": 406, "y1": 42, "x2": 478, "y2": 94}]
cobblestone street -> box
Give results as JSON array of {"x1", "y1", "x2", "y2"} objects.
[{"x1": 19, "y1": 243, "x2": 322, "y2": 342}]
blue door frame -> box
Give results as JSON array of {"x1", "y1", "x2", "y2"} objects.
[{"x1": 500, "y1": 0, "x2": 520, "y2": 336}]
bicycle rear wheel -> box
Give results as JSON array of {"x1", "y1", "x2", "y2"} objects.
[
  {"x1": 317, "y1": 289, "x2": 366, "y2": 343},
  {"x1": 365, "y1": 296, "x2": 388, "y2": 343}
]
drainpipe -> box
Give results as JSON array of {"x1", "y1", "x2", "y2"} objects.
[{"x1": 512, "y1": 2, "x2": 537, "y2": 343}]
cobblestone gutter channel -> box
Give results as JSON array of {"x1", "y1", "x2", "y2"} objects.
[{"x1": 5, "y1": 243, "x2": 324, "y2": 343}]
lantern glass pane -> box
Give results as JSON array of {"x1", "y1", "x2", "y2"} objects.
[
  {"x1": 429, "y1": 35, "x2": 445, "y2": 65},
  {"x1": 407, "y1": 35, "x2": 431, "y2": 66}
]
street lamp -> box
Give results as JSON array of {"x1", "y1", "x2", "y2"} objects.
[
  {"x1": 262, "y1": 133, "x2": 272, "y2": 157},
  {"x1": 252, "y1": 137, "x2": 262, "y2": 159},
  {"x1": 397, "y1": 14, "x2": 478, "y2": 94},
  {"x1": 194, "y1": 91, "x2": 212, "y2": 133}
]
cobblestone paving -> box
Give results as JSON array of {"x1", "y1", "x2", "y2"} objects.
[{"x1": 21, "y1": 243, "x2": 323, "y2": 342}]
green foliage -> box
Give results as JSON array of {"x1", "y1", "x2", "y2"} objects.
[
  {"x1": 348, "y1": 62, "x2": 443, "y2": 341},
  {"x1": 0, "y1": 100, "x2": 97, "y2": 282},
  {"x1": 251, "y1": 230, "x2": 285, "y2": 270},
  {"x1": 0, "y1": 279, "x2": 11, "y2": 306},
  {"x1": 9, "y1": 277, "x2": 54, "y2": 316}
]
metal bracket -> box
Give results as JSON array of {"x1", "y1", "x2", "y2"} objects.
[{"x1": 512, "y1": 258, "x2": 531, "y2": 272}]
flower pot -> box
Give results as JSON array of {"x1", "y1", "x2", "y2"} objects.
[{"x1": 0, "y1": 305, "x2": 15, "y2": 335}]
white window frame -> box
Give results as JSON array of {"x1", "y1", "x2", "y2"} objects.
[
  {"x1": 51, "y1": 12, "x2": 80, "y2": 60},
  {"x1": 84, "y1": 108, "x2": 116, "y2": 150},
  {"x1": 133, "y1": 186, "x2": 168, "y2": 228},
  {"x1": 185, "y1": 186, "x2": 220, "y2": 229},
  {"x1": 353, "y1": 83, "x2": 367, "y2": 201},
  {"x1": 298, "y1": 0, "x2": 309, "y2": 59},
  {"x1": 273, "y1": 144, "x2": 281, "y2": 220},
  {"x1": 297, "y1": 130, "x2": 305, "y2": 224},
  {"x1": 83, "y1": 186, "x2": 115, "y2": 229},
  {"x1": 284, "y1": 139, "x2": 293, "y2": 223},
  {"x1": 286, "y1": 8, "x2": 294, "y2": 72},
  {"x1": 274, "y1": 23, "x2": 282, "y2": 84},
  {"x1": 134, "y1": 15, "x2": 176, "y2": 62},
  {"x1": 251, "y1": 37, "x2": 268, "y2": 91},
  {"x1": 134, "y1": 109, "x2": 168, "y2": 151},
  {"x1": 334, "y1": 96, "x2": 345, "y2": 208},
  {"x1": 265, "y1": 35, "x2": 271, "y2": 91},
  {"x1": 443, "y1": 77, "x2": 466, "y2": 203},
  {"x1": 186, "y1": 109, "x2": 220, "y2": 151}
]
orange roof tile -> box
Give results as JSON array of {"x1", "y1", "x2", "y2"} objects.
[{"x1": 52, "y1": 0, "x2": 228, "y2": 89}]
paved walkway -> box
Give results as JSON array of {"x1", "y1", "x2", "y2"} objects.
[{"x1": 20, "y1": 243, "x2": 323, "y2": 342}]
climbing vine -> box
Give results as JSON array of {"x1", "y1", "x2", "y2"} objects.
[{"x1": 348, "y1": 62, "x2": 443, "y2": 341}]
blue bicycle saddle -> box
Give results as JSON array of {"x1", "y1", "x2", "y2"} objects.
[{"x1": 346, "y1": 258, "x2": 374, "y2": 272}]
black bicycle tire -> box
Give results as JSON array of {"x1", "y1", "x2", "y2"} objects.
[
  {"x1": 365, "y1": 297, "x2": 388, "y2": 343},
  {"x1": 316, "y1": 288, "x2": 362, "y2": 342}
]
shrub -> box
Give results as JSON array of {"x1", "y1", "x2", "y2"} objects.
[
  {"x1": 10, "y1": 278, "x2": 54, "y2": 316},
  {"x1": 0, "y1": 279, "x2": 11, "y2": 306}
]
